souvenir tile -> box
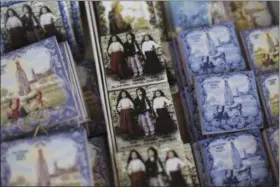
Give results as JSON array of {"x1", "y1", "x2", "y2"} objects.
[
  {"x1": 161, "y1": 42, "x2": 179, "y2": 94},
  {"x1": 1, "y1": 128, "x2": 93, "y2": 186},
  {"x1": 75, "y1": 59, "x2": 106, "y2": 136},
  {"x1": 258, "y1": 73, "x2": 279, "y2": 126},
  {"x1": 200, "y1": 129, "x2": 274, "y2": 187},
  {"x1": 95, "y1": 1, "x2": 159, "y2": 36},
  {"x1": 178, "y1": 22, "x2": 246, "y2": 85},
  {"x1": 195, "y1": 71, "x2": 263, "y2": 135},
  {"x1": 100, "y1": 30, "x2": 168, "y2": 91},
  {"x1": 0, "y1": 37, "x2": 79, "y2": 140},
  {"x1": 263, "y1": 126, "x2": 279, "y2": 180},
  {"x1": 115, "y1": 142, "x2": 197, "y2": 187},
  {"x1": 167, "y1": 1, "x2": 229, "y2": 33},
  {"x1": 108, "y1": 82, "x2": 181, "y2": 151},
  {"x1": 0, "y1": 1, "x2": 79, "y2": 57},
  {"x1": 224, "y1": 1, "x2": 273, "y2": 31},
  {"x1": 241, "y1": 26, "x2": 279, "y2": 75},
  {"x1": 65, "y1": 1, "x2": 85, "y2": 53},
  {"x1": 88, "y1": 136, "x2": 114, "y2": 187}
]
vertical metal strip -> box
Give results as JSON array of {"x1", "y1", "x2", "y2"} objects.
[{"x1": 84, "y1": 2, "x2": 119, "y2": 186}]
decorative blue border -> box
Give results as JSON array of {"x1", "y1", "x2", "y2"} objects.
[
  {"x1": 200, "y1": 129, "x2": 273, "y2": 186},
  {"x1": 195, "y1": 71, "x2": 263, "y2": 134},
  {"x1": 57, "y1": 1, "x2": 80, "y2": 59},
  {"x1": 241, "y1": 26, "x2": 279, "y2": 75},
  {"x1": 179, "y1": 22, "x2": 246, "y2": 85},
  {"x1": 0, "y1": 0, "x2": 25, "y2": 7},
  {"x1": 258, "y1": 72, "x2": 279, "y2": 126},
  {"x1": 0, "y1": 37, "x2": 79, "y2": 140},
  {"x1": 70, "y1": 1, "x2": 85, "y2": 52},
  {"x1": 1, "y1": 129, "x2": 93, "y2": 186},
  {"x1": 0, "y1": 1, "x2": 80, "y2": 59}
]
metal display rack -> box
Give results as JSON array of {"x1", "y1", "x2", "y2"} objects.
[{"x1": 82, "y1": 2, "x2": 279, "y2": 186}]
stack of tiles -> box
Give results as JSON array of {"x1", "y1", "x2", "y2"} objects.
[
  {"x1": 94, "y1": 1, "x2": 200, "y2": 186},
  {"x1": 241, "y1": 26, "x2": 279, "y2": 127},
  {"x1": 1, "y1": 1, "x2": 278, "y2": 186},
  {"x1": 241, "y1": 25, "x2": 279, "y2": 181},
  {"x1": 165, "y1": 1, "x2": 273, "y2": 38},
  {"x1": 0, "y1": 1, "x2": 112, "y2": 186},
  {"x1": 0, "y1": 37, "x2": 88, "y2": 141},
  {"x1": 177, "y1": 22, "x2": 246, "y2": 86},
  {"x1": 0, "y1": 1, "x2": 86, "y2": 59},
  {"x1": 199, "y1": 129, "x2": 274, "y2": 187},
  {"x1": 165, "y1": 1, "x2": 278, "y2": 186},
  {"x1": 115, "y1": 142, "x2": 199, "y2": 187},
  {"x1": 224, "y1": 1, "x2": 273, "y2": 32},
  {"x1": 0, "y1": 1, "x2": 107, "y2": 133},
  {"x1": 165, "y1": 1, "x2": 229, "y2": 37},
  {"x1": 195, "y1": 71, "x2": 263, "y2": 135},
  {"x1": 1, "y1": 129, "x2": 94, "y2": 186}
]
